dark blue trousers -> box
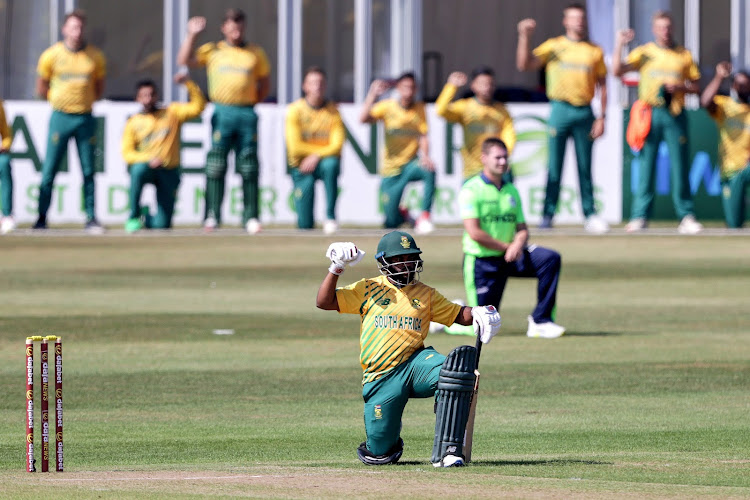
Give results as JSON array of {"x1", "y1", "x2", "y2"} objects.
[{"x1": 463, "y1": 245, "x2": 561, "y2": 323}]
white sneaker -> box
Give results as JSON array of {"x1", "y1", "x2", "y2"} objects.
[
  {"x1": 678, "y1": 215, "x2": 703, "y2": 235},
  {"x1": 0, "y1": 216, "x2": 16, "y2": 235},
  {"x1": 584, "y1": 214, "x2": 610, "y2": 234},
  {"x1": 625, "y1": 218, "x2": 647, "y2": 233},
  {"x1": 245, "y1": 218, "x2": 262, "y2": 235},
  {"x1": 322, "y1": 219, "x2": 338, "y2": 235},
  {"x1": 415, "y1": 215, "x2": 435, "y2": 235},
  {"x1": 84, "y1": 218, "x2": 106, "y2": 235},
  {"x1": 433, "y1": 454, "x2": 465, "y2": 467},
  {"x1": 428, "y1": 322, "x2": 445, "y2": 334},
  {"x1": 203, "y1": 217, "x2": 218, "y2": 233},
  {"x1": 526, "y1": 316, "x2": 565, "y2": 339}
]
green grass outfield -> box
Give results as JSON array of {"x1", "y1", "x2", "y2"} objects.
[{"x1": 0, "y1": 231, "x2": 749, "y2": 499}]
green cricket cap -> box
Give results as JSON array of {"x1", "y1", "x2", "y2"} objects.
[{"x1": 375, "y1": 231, "x2": 422, "y2": 259}]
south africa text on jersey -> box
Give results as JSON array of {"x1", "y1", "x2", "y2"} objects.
[{"x1": 373, "y1": 315, "x2": 423, "y2": 331}]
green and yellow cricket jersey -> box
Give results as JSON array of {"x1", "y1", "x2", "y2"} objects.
[
  {"x1": 370, "y1": 99, "x2": 428, "y2": 177},
  {"x1": 436, "y1": 83, "x2": 516, "y2": 178},
  {"x1": 37, "y1": 42, "x2": 106, "y2": 114},
  {"x1": 121, "y1": 81, "x2": 206, "y2": 168},
  {"x1": 533, "y1": 36, "x2": 607, "y2": 106},
  {"x1": 336, "y1": 275, "x2": 461, "y2": 384},
  {"x1": 709, "y1": 95, "x2": 750, "y2": 177},
  {"x1": 0, "y1": 100, "x2": 12, "y2": 150},
  {"x1": 285, "y1": 99, "x2": 345, "y2": 167},
  {"x1": 196, "y1": 41, "x2": 270, "y2": 105},
  {"x1": 459, "y1": 174, "x2": 525, "y2": 257},
  {"x1": 626, "y1": 42, "x2": 700, "y2": 115}
]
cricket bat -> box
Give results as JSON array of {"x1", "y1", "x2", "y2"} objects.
[{"x1": 463, "y1": 336, "x2": 482, "y2": 462}]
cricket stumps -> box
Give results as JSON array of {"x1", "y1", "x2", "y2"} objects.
[{"x1": 25, "y1": 336, "x2": 63, "y2": 472}]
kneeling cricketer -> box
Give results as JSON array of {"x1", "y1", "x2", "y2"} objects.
[{"x1": 316, "y1": 230, "x2": 501, "y2": 467}]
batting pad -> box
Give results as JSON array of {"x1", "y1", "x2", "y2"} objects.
[
  {"x1": 236, "y1": 147, "x2": 259, "y2": 178},
  {"x1": 205, "y1": 147, "x2": 228, "y2": 178},
  {"x1": 431, "y1": 345, "x2": 477, "y2": 465}
]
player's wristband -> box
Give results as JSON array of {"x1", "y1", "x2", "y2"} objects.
[{"x1": 329, "y1": 262, "x2": 345, "y2": 275}]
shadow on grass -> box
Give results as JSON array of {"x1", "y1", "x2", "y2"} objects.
[
  {"x1": 562, "y1": 331, "x2": 623, "y2": 337},
  {"x1": 473, "y1": 458, "x2": 613, "y2": 466},
  {"x1": 394, "y1": 458, "x2": 613, "y2": 467}
]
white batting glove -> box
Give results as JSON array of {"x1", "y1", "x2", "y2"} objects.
[
  {"x1": 471, "y1": 305, "x2": 502, "y2": 344},
  {"x1": 325, "y1": 242, "x2": 366, "y2": 275}
]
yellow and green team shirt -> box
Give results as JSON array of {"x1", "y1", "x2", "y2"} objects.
[
  {"x1": 121, "y1": 81, "x2": 206, "y2": 168},
  {"x1": 460, "y1": 174, "x2": 526, "y2": 258},
  {"x1": 285, "y1": 98, "x2": 345, "y2": 167},
  {"x1": 0, "y1": 100, "x2": 12, "y2": 150},
  {"x1": 37, "y1": 42, "x2": 106, "y2": 114},
  {"x1": 533, "y1": 36, "x2": 607, "y2": 106},
  {"x1": 196, "y1": 41, "x2": 270, "y2": 105},
  {"x1": 709, "y1": 95, "x2": 750, "y2": 177},
  {"x1": 626, "y1": 42, "x2": 700, "y2": 115},
  {"x1": 336, "y1": 275, "x2": 462, "y2": 384},
  {"x1": 436, "y1": 83, "x2": 516, "y2": 178},
  {"x1": 370, "y1": 99, "x2": 428, "y2": 177}
]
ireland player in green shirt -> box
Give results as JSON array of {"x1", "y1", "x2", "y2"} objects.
[{"x1": 460, "y1": 137, "x2": 565, "y2": 339}]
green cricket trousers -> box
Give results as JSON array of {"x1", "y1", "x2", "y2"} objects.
[
  {"x1": 544, "y1": 100, "x2": 596, "y2": 218},
  {"x1": 204, "y1": 103, "x2": 259, "y2": 225},
  {"x1": 380, "y1": 158, "x2": 435, "y2": 228},
  {"x1": 630, "y1": 106, "x2": 695, "y2": 221},
  {"x1": 289, "y1": 156, "x2": 340, "y2": 229},
  {"x1": 38, "y1": 110, "x2": 97, "y2": 220},
  {"x1": 128, "y1": 163, "x2": 181, "y2": 228},
  {"x1": 361, "y1": 346, "x2": 445, "y2": 456}
]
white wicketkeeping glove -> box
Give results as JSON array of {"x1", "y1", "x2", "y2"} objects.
[
  {"x1": 471, "y1": 305, "x2": 502, "y2": 344},
  {"x1": 325, "y1": 242, "x2": 366, "y2": 275}
]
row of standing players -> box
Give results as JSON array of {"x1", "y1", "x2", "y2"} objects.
[{"x1": 0, "y1": 6, "x2": 748, "y2": 237}]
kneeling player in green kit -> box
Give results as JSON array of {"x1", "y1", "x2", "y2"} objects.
[
  {"x1": 121, "y1": 74, "x2": 206, "y2": 231},
  {"x1": 316, "y1": 231, "x2": 501, "y2": 467}
]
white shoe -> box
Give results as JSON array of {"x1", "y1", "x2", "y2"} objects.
[
  {"x1": 428, "y1": 322, "x2": 445, "y2": 334},
  {"x1": 625, "y1": 218, "x2": 647, "y2": 233},
  {"x1": 203, "y1": 217, "x2": 218, "y2": 233},
  {"x1": 678, "y1": 215, "x2": 703, "y2": 235},
  {"x1": 0, "y1": 216, "x2": 16, "y2": 235},
  {"x1": 442, "y1": 299, "x2": 473, "y2": 336},
  {"x1": 322, "y1": 219, "x2": 338, "y2": 235},
  {"x1": 433, "y1": 454, "x2": 465, "y2": 468},
  {"x1": 584, "y1": 214, "x2": 610, "y2": 234},
  {"x1": 526, "y1": 316, "x2": 565, "y2": 339},
  {"x1": 415, "y1": 215, "x2": 435, "y2": 235},
  {"x1": 84, "y1": 218, "x2": 106, "y2": 235},
  {"x1": 245, "y1": 218, "x2": 262, "y2": 235}
]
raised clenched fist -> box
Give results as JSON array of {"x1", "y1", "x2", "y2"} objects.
[
  {"x1": 517, "y1": 18, "x2": 536, "y2": 36},
  {"x1": 326, "y1": 242, "x2": 366, "y2": 275},
  {"x1": 616, "y1": 29, "x2": 635, "y2": 45},
  {"x1": 716, "y1": 61, "x2": 732, "y2": 79},
  {"x1": 187, "y1": 16, "x2": 207, "y2": 36},
  {"x1": 447, "y1": 72, "x2": 468, "y2": 88},
  {"x1": 368, "y1": 79, "x2": 391, "y2": 97}
]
